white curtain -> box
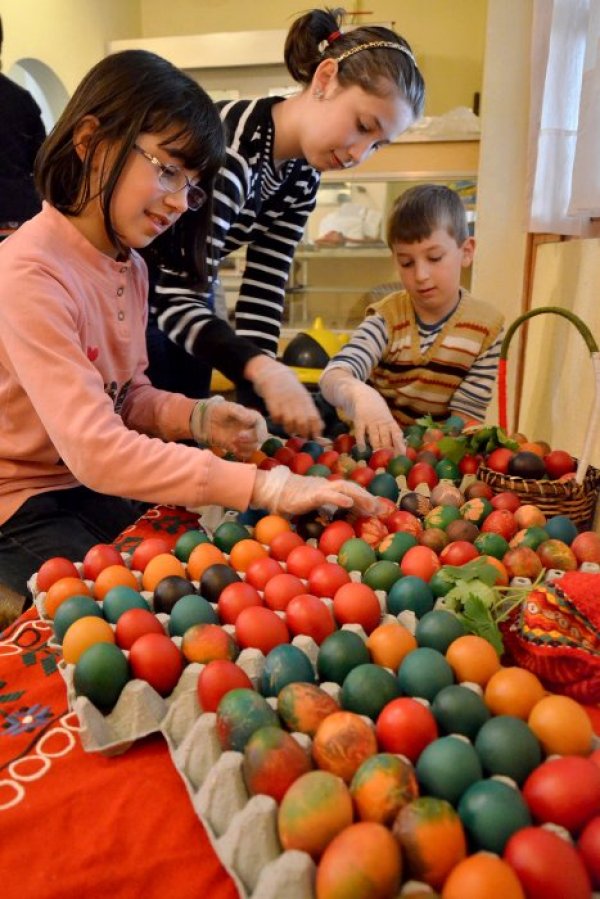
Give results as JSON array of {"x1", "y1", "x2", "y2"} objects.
[{"x1": 528, "y1": 0, "x2": 600, "y2": 235}]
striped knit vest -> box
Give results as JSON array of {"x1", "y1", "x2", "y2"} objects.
[{"x1": 365, "y1": 290, "x2": 504, "y2": 426}]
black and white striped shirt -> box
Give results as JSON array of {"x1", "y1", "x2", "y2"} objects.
[{"x1": 150, "y1": 97, "x2": 321, "y2": 370}]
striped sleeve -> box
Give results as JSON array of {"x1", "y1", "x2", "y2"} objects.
[
  {"x1": 449, "y1": 328, "x2": 504, "y2": 421},
  {"x1": 323, "y1": 314, "x2": 389, "y2": 381}
]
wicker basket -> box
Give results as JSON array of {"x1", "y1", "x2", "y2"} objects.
[{"x1": 477, "y1": 307, "x2": 600, "y2": 528}]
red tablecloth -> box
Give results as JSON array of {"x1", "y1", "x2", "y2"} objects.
[{"x1": 0, "y1": 504, "x2": 238, "y2": 899}]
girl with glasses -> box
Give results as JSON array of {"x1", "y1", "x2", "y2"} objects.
[
  {"x1": 146, "y1": 6, "x2": 425, "y2": 439},
  {"x1": 0, "y1": 49, "x2": 380, "y2": 601}
]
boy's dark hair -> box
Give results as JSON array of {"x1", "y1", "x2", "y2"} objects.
[
  {"x1": 35, "y1": 49, "x2": 225, "y2": 279},
  {"x1": 284, "y1": 7, "x2": 424, "y2": 119},
  {"x1": 387, "y1": 184, "x2": 469, "y2": 247}
]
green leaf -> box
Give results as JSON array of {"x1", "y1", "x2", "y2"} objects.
[
  {"x1": 437, "y1": 436, "x2": 467, "y2": 464},
  {"x1": 441, "y1": 557, "x2": 501, "y2": 586},
  {"x1": 415, "y1": 414, "x2": 437, "y2": 430},
  {"x1": 456, "y1": 594, "x2": 504, "y2": 655}
]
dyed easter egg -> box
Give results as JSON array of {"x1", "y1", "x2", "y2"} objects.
[
  {"x1": 102, "y1": 585, "x2": 150, "y2": 623},
  {"x1": 181, "y1": 623, "x2": 238, "y2": 664},
  {"x1": 173, "y1": 529, "x2": 210, "y2": 562},
  {"x1": 261, "y1": 643, "x2": 315, "y2": 697},
  {"x1": 216, "y1": 687, "x2": 280, "y2": 752},
  {"x1": 460, "y1": 497, "x2": 493, "y2": 526},
  {"x1": 458, "y1": 778, "x2": 532, "y2": 854},
  {"x1": 393, "y1": 796, "x2": 467, "y2": 889},
  {"x1": 213, "y1": 520, "x2": 250, "y2": 553},
  {"x1": 316, "y1": 630, "x2": 370, "y2": 685},
  {"x1": 73, "y1": 642, "x2": 130, "y2": 712},
  {"x1": 277, "y1": 682, "x2": 340, "y2": 737},
  {"x1": 312, "y1": 710, "x2": 378, "y2": 782},
  {"x1": 242, "y1": 725, "x2": 312, "y2": 802},
  {"x1": 424, "y1": 505, "x2": 461, "y2": 531},
  {"x1": 167, "y1": 593, "x2": 218, "y2": 636},
  {"x1": 315, "y1": 821, "x2": 402, "y2": 899},
  {"x1": 53, "y1": 595, "x2": 103, "y2": 643},
  {"x1": 341, "y1": 663, "x2": 401, "y2": 721},
  {"x1": 350, "y1": 752, "x2": 419, "y2": 825},
  {"x1": 278, "y1": 770, "x2": 353, "y2": 858}
]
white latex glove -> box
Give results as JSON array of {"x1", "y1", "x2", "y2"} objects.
[
  {"x1": 190, "y1": 395, "x2": 268, "y2": 460},
  {"x1": 251, "y1": 465, "x2": 384, "y2": 517},
  {"x1": 320, "y1": 367, "x2": 406, "y2": 452},
  {"x1": 246, "y1": 355, "x2": 323, "y2": 439}
]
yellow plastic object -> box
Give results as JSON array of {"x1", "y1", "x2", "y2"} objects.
[
  {"x1": 302, "y1": 316, "x2": 349, "y2": 357},
  {"x1": 289, "y1": 366, "x2": 325, "y2": 385},
  {"x1": 210, "y1": 370, "x2": 235, "y2": 393}
]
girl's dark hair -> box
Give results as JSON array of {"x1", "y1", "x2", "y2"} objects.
[
  {"x1": 35, "y1": 49, "x2": 225, "y2": 279},
  {"x1": 284, "y1": 7, "x2": 424, "y2": 119},
  {"x1": 387, "y1": 184, "x2": 469, "y2": 247}
]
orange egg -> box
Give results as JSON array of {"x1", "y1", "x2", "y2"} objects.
[
  {"x1": 316, "y1": 821, "x2": 402, "y2": 899},
  {"x1": 62, "y1": 615, "x2": 115, "y2": 664},
  {"x1": 441, "y1": 852, "x2": 525, "y2": 899},
  {"x1": 366, "y1": 622, "x2": 417, "y2": 669},
  {"x1": 45, "y1": 576, "x2": 92, "y2": 619},
  {"x1": 229, "y1": 538, "x2": 269, "y2": 573},
  {"x1": 445, "y1": 634, "x2": 501, "y2": 687},
  {"x1": 484, "y1": 666, "x2": 546, "y2": 719},
  {"x1": 186, "y1": 543, "x2": 226, "y2": 582},
  {"x1": 253, "y1": 514, "x2": 292, "y2": 546},
  {"x1": 140, "y1": 553, "x2": 186, "y2": 592},
  {"x1": 94, "y1": 564, "x2": 139, "y2": 600},
  {"x1": 528, "y1": 694, "x2": 594, "y2": 756}
]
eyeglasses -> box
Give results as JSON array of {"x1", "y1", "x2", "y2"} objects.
[{"x1": 133, "y1": 144, "x2": 207, "y2": 211}]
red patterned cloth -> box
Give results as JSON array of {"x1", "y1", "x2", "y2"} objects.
[
  {"x1": 502, "y1": 572, "x2": 600, "y2": 704},
  {"x1": 112, "y1": 503, "x2": 204, "y2": 554},
  {"x1": 0, "y1": 504, "x2": 237, "y2": 899}
]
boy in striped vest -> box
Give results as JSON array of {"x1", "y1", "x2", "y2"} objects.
[{"x1": 320, "y1": 184, "x2": 504, "y2": 450}]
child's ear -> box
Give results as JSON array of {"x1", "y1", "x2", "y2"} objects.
[
  {"x1": 72, "y1": 115, "x2": 101, "y2": 161},
  {"x1": 461, "y1": 236, "x2": 476, "y2": 267},
  {"x1": 311, "y1": 57, "x2": 339, "y2": 99}
]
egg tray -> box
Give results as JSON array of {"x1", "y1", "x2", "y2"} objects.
[{"x1": 30, "y1": 556, "x2": 600, "y2": 899}]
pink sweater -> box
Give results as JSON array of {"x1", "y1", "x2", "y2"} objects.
[{"x1": 0, "y1": 203, "x2": 256, "y2": 524}]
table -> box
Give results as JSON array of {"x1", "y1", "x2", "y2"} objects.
[{"x1": 0, "y1": 505, "x2": 239, "y2": 899}]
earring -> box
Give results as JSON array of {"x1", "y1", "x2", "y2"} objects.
[{"x1": 314, "y1": 88, "x2": 324, "y2": 99}]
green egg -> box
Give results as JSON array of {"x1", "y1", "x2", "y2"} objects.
[
  {"x1": 428, "y1": 567, "x2": 457, "y2": 598},
  {"x1": 102, "y1": 585, "x2": 150, "y2": 624},
  {"x1": 362, "y1": 560, "x2": 402, "y2": 593},
  {"x1": 544, "y1": 514, "x2": 578, "y2": 544},
  {"x1": 458, "y1": 778, "x2": 532, "y2": 854},
  {"x1": 174, "y1": 529, "x2": 211, "y2": 562},
  {"x1": 415, "y1": 610, "x2": 466, "y2": 653},
  {"x1": 54, "y1": 595, "x2": 103, "y2": 643},
  {"x1": 213, "y1": 520, "x2": 250, "y2": 553},
  {"x1": 368, "y1": 472, "x2": 400, "y2": 502},
  {"x1": 513, "y1": 526, "x2": 549, "y2": 550},
  {"x1": 337, "y1": 537, "x2": 377, "y2": 573},
  {"x1": 473, "y1": 532, "x2": 509, "y2": 560},
  {"x1": 306, "y1": 463, "x2": 332, "y2": 477},
  {"x1": 424, "y1": 505, "x2": 461, "y2": 531},
  {"x1": 431, "y1": 684, "x2": 490, "y2": 741},
  {"x1": 74, "y1": 642, "x2": 130, "y2": 712},
  {"x1": 435, "y1": 459, "x2": 460, "y2": 482},
  {"x1": 387, "y1": 576, "x2": 434, "y2": 618},
  {"x1": 397, "y1": 647, "x2": 454, "y2": 701},
  {"x1": 351, "y1": 443, "x2": 372, "y2": 462},
  {"x1": 386, "y1": 455, "x2": 414, "y2": 477},
  {"x1": 460, "y1": 498, "x2": 493, "y2": 526},
  {"x1": 341, "y1": 663, "x2": 401, "y2": 720},
  {"x1": 416, "y1": 735, "x2": 483, "y2": 806},
  {"x1": 317, "y1": 630, "x2": 370, "y2": 685},
  {"x1": 168, "y1": 593, "x2": 218, "y2": 636},
  {"x1": 377, "y1": 531, "x2": 418, "y2": 563},
  {"x1": 261, "y1": 437, "x2": 284, "y2": 457},
  {"x1": 474, "y1": 715, "x2": 542, "y2": 784},
  {"x1": 261, "y1": 644, "x2": 315, "y2": 697},
  {"x1": 216, "y1": 687, "x2": 280, "y2": 751}
]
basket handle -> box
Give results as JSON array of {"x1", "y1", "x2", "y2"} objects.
[{"x1": 497, "y1": 306, "x2": 600, "y2": 485}]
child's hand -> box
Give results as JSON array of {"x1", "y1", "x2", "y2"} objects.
[
  {"x1": 246, "y1": 356, "x2": 324, "y2": 439},
  {"x1": 191, "y1": 397, "x2": 268, "y2": 459},
  {"x1": 320, "y1": 368, "x2": 405, "y2": 452}
]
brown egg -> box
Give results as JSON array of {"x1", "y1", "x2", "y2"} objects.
[
  {"x1": 430, "y1": 482, "x2": 463, "y2": 508},
  {"x1": 418, "y1": 527, "x2": 449, "y2": 553},
  {"x1": 445, "y1": 519, "x2": 480, "y2": 543},
  {"x1": 399, "y1": 492, "x2": 432, "y2": 518}
]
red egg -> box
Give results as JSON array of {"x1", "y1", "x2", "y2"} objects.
[
  {"x1": 269, "y1": 531, "x2": 305, "y2": 561},
  {"x1": 439, "y1": 540, "x2": 480, "y2": 566},
  {"x1": 130, "y1": 538, "x2": 171, "y2": 572},
  {"x1": 286, "y1": 544, "x2": 326, "y2": 579},
  {"x1": 129, "y1": 632, "x2": 184, "y2": 696},
  {"x1": 235, "y1": 606, "x2": 290, "y2": 654},
  {"x1": 480, "y1": 508, "x2": 518, "y2": 540},
  {"x1": 375, "y1": 697, "x2": 438, "y2": 762},
  {"x1": 263, "y1": 573, "x2": 306, "y2": 612},
  {"x1": 490, "y1": 491, "x2": 521, "y2": 512},
  {"x1": 332, "y1": 582, "x2": 381, "y2": 634},
  {"x1": 318, "y1": 520, "x2": 356, "y2": 557},
  {"x1": 115, "y1": 607, "x2": 165, "y2": 649},
  {"x1": 244, "y1": 556, "x2": 284, "y2": 590},
  {"x1": 406, "y1": 462, "x2": 438, "y2": 490},
  {"x1": 83, "y1": 543, "x2": 124, "y2": 581},
  {"x1": 286, "y1": 594, "x2": 337, "y2": 645},
  {"x1": 217, "y1": 581, "x2": 264, "y2": 625},
  {"x1": 307, "y1": 562, "x2": 351, "y2": 598},
  {"x1": 290, "y1": 452, "x2": 315, "y2": 475},
  {"x1": 197, "y1": 659, "x2": 253, "y2": 712},
  {"x1": 36, "y1": 557, "x2": 79, "y2": 593},
  {"x1": 400, "y1": 545, "x2": 440, "y2": 581}
]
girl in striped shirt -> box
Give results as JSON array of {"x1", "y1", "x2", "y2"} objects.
[
  {"x1": 320, "y1": 184, "x2": 505, "y2": 450},
  {"x1": 145, "y1": 6, "x2": 424, "y2": 439}
]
